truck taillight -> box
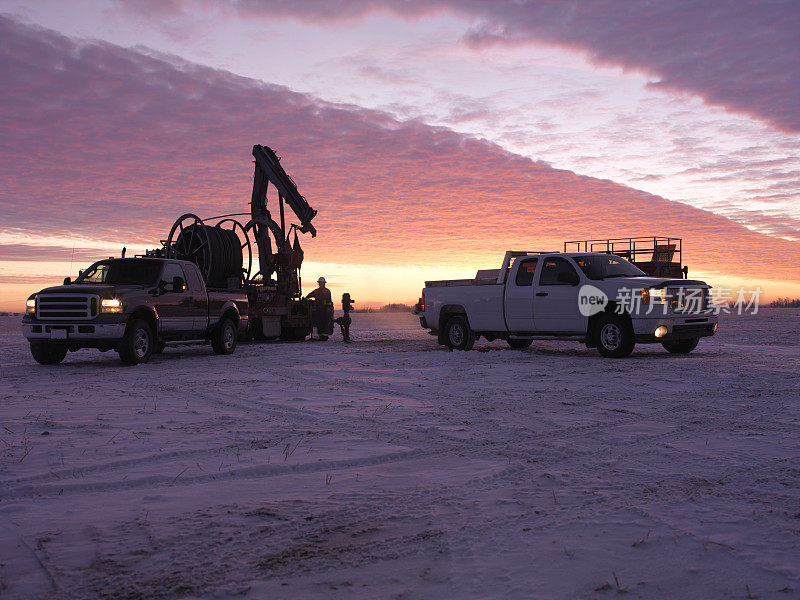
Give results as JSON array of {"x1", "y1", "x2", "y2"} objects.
[{"x1": 419, "y1": 294, "x2": 425, "y2": 311}]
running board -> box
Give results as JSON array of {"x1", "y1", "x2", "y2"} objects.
[
  {"x1": 508, "y1": 335, "x2": 586, "y2": 342},
  {"x1": 163, "y1": 339, "x2": 208, "y2": 346}
]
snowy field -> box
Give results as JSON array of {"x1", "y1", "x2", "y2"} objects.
[{"x1": 1, "y1": 310, "x2": 799, "y2": 599}]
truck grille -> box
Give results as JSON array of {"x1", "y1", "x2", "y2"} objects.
[
  {"x1": 667, "y1": 287, "x2": 709, "y2": 313},
  {"x1": 36, "y1": 294, "x2": 99, "y2": 320}
]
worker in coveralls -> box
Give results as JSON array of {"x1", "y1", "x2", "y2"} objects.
[
  {"x1": 306, "y1": 277, "x2": 334, "y2": 340},
  {"x1": 335, "y1": 293, "x2": 355, "y2": 342}
]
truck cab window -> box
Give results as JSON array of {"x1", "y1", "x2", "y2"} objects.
[
  {"x1": 573, "y1": 255, "x2": 645, "y2": 279},
  {"x1": 539, "y1": 257, "x2": 579, "y2": 286},
  {"x1": 184, "y1": 264, "x2": 205, "y2": 291},
  {"x1": 75, "y1": 259, "x2": 162, "y2": 285},
  {"x1": 80, "y1": 264, "x2": 109, "y2": 283},
  {"x1": 161, "y1": 263, "x2": 186, "y2": 286},
  {"x1": 515, "y1": 258, "x2": 538, "y2": 286}
]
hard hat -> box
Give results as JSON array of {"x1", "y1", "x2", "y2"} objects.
[{"x1": 318, "y1": 277, "x2": 326, "y2": 284}]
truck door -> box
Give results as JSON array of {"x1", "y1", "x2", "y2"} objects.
[
  {"x1": 533, "y1": 257, "x2": 585, "y2": 333},
  {"x1": 503, "y1": 257, "x2": 538, "y2": 332},
  {"x1": 183, "y1": 263, "x2": 209, "y2": 331},
  {"x1": 152, "y1": 262, "x2": 194, "y2": 334}
]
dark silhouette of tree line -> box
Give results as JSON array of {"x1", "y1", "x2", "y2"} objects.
[
  {"x1": 767, "y1": 298, "x2": 800, "y2": 308},
  {"x1": 352, "y1": 303, "x2": 414, "y2": 313}
]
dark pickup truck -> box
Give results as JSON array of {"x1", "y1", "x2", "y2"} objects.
[{"x1": 22, "y1": 258, "x2": 248, "y2": 365}]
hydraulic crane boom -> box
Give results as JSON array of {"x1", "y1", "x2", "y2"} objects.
[
  {"x1": 155, "y1": 144, "x2": 320, "y2": 342},
  {"x1": 251, "y1": 144, "x2": 317, "y2": 237}
]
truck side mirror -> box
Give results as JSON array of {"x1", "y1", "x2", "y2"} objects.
[
  {"x1": 172, "y1": 276, "x2": 185, "y2": 292},
  {"x1": 63, "y1": 276, "x2": 71, "y2": 285}
]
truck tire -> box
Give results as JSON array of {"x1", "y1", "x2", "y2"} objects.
[
  {"x1": 662, "y1": 338, "x2": 699, "y2": 354},
  {"x1": 30, "y1": 341, "x2": 68, "y2": 365},
  {"x1": 508, "y1": 339, "x2": 533, "y2": 349},
  {"x1": 594, "y1": 313, "x2": 635, "y2": 358},
  {"x1": 212, "y1": 317, "x2": 237, "y2": 355},
  {"x1": 118, "y1": 319, "x2": 154, "y2": 365},
  {"x1": 444, "y1": 315, "x2": 475, "y2": 351}
]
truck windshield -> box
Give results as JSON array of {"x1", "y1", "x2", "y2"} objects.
[
  {"x1": 573, "y1": 255, "x2": 646, "y2": 280},
  {"x1": 74, "y1": 259, "x2": 162, "y2": 285}
]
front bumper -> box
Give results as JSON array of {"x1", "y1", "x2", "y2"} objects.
[
  {"x1": 22, "y1": 321, "x2": 126, "y2": 342},
  {"x1": 633, "y1": 314, "x2": 718, "y2": 343}
]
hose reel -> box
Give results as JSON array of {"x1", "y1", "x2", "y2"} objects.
[{"x1": 166, "y1": 213, "x2": 252, "y2": 286}]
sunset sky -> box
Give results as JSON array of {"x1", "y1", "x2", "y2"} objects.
[{"x1": 1, "y1": 0, "x2": 798, "y2": 309}]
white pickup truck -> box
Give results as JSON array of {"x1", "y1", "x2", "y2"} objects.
[{"x1": 417, "y1": 251, "x2": 718, "y2": 358}]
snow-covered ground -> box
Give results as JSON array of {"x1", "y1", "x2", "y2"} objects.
[{"x1": 1, "y1": 310, "x2": 798, "y2": 599}]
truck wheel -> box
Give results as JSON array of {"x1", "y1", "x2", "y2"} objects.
[
  {"x1": 508, "y1": 339, "x2": 533, "y2": 349},
  {"x1": 118, "y1": 319, "x2": 154, "y2": 365},
  {"x1": 662, "y1": 338, "x2": 699, "y2": 354},
  {"x1": 444, "y1": 315, "x2": 475, "y2": 351},
  {"x1": 212, "y1": 317, "x2": 237, "y2": 355},
  {"x1": 30, "y1": 341, "x2": 68, "y2": 365},
  {"x1": 594, "y1": 314, "x2": 635, "y2": 358}
]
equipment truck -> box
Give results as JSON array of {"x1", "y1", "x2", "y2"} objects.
[
  {"x1": 417, "y1": 237, "x2": 718, "y2": 358},
  {"x1": 22, "y1": 144, "x2": 322, "y2": 365}
]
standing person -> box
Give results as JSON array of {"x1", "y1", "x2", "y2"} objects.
[
  {"x1": 306, "y1": 277, "x2": 333, "y2": 340},
  {"x1": 335, "y1": 293, "x2": 355, "y2": 342}
]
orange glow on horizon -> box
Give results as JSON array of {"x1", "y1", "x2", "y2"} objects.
[{"x1": 2, "y1": 257, "x2": 799, "y2": 314}]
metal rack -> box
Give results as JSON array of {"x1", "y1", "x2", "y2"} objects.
[{"x1": 563, "y1": 236, "x2": 686, "y2": 278}]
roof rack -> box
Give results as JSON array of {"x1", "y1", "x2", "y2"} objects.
[{"x1": 563, "y1": 236, "x2": 685, "y2": 278}]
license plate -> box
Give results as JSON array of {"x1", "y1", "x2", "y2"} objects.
[{"x1": 50, "y1": 329, "x2": 68, "y2": 340}]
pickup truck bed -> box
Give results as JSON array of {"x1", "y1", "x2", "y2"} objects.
[{"x1": 425, "y1": 279, "x2": 498, "y2": 287}]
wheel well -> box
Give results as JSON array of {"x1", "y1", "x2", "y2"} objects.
[
  {"x1": 222, "y1": 308, "x2": 239, "y2": 325},
  {"x1": 129, "y1": 308, "x2": 157, "y2": 336},
  {"x1": 587, "y1": 302, "x2": 632, "y2": 338},
  {"x1": 438, "y1": 305, "x2": 468, "y2": 344},
  {"x1": 439, "y1": 305, "x2": 467, "y2": 327}
]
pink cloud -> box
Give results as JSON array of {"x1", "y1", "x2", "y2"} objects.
[
  {"x1": 1, "y1": 16, "x2": 798, "y2": 286},
  {"x1": 230, "y1": 0, "x2": 800, "y2": 133},
  {"x1": 0, "y1": 244, "x2": 108, "y2": 262}
]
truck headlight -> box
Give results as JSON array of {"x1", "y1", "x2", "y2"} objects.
[
  {"x1": 26, "y1": 297, "x2": 36, "y2": 314},
  {"x1": 101, "y1": 298, "x2": 122, "y2": 313},
  {"x1": 649, "y1": 288, "x2": 667, "y2": 302},
  {"x1": 654, "y1": 325, "x2": 668, "y2": 338}
]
